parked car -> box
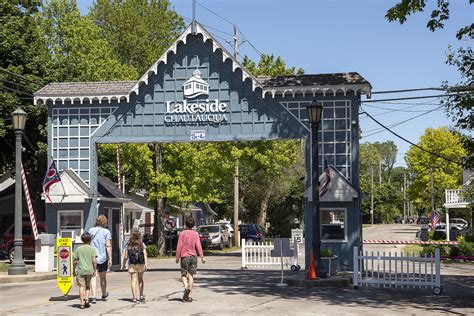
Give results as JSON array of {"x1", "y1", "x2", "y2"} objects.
[
  {"x1": 433, "y1": 224, "x2": 468, "y2": 240},
  {"x1": 238, "y1": 224, "x2": 264, "y2": 242},
  {"x1": 450, "y1": 218, "x2": 468, "y2": 229},
  {"x1": 1, "y1": 222, "x2": 47, "y2": 263},
  {"x1": 197, "y1": 224, "x2": 231, "y2": 250},
  {"x1": 417, "y1": 216, "x2": 429, "y2": 225}
]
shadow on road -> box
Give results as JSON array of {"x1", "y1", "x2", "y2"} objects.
[{"x1": 194, "y1": 269, "x2": 474, "y2": 313}]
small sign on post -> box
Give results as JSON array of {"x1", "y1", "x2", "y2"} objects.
[
  {"x1": 291, "y1": 229, "x2": 304, "y2": 244},
  {"x1": 56, "y1": 238, "x2": 73, "y2": 296},
  {"x1": 165, "y1": 218, "x2": 177, "y2": 231}
]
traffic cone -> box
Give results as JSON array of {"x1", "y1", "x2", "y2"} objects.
[{"x1": 306, "y1": 251, "x2": 317, "y2": 280}]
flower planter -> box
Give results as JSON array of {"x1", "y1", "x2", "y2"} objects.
[{"x1": 321, "y1": 255, "x2": 338, "y2": 276}]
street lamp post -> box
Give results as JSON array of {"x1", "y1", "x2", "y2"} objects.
[
  {"x1": 307, "y1": 100, "x2": 326, "y2": 278},
  {"x1": 8, "y1": 107, "x2": 28, "y2": 275}
]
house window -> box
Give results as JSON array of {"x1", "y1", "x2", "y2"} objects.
[
  {"x1": 321, "y1": 208, "x2": 346, "y2": 241},
  {"x1": 58, "y1": 210, "x2": 83, "y2": 238},
  {"x1": 125, "y1": 211, "x2": 141, "y2": 234}
]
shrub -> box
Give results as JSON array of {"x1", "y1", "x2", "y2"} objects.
[
  {"x1": 457, "y1": 240, "x2": 474, "y2": 257},
  {"x1": 465, "y1": 235, "x2": 474, "y2": 243},
  {"x1": 321, "y1": 248, "x2": 333, "y2": 257},
  {"x1": 420, "y1": 245, "x2": 451, "y2": 257},
  {"x1": 146, "y1": 244, "x2": 159, "y2": 257}
]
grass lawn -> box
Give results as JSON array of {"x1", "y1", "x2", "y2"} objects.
[
  {"x1": 403, "y1": 244, "x2": 423, "y2": 254},
  {"x1": 0, "y1": 263, "x2": 10, "y2": 272},
  {"x1": 362, "y1": 224, "x2": 372, "y2": 228}
]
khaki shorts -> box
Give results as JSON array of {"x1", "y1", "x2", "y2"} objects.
[
  {"x1": 76, "y1": 275, "x2": 92, "y2": 289},
  {"x1": 128, "y1": 264, "x2": 146, "y2": 273}
]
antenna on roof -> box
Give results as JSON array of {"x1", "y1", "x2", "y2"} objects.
[{"x1": 192, "y1": 0, "x2": 197, "y2": 34}]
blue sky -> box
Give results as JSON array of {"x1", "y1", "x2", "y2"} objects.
[{"x1": 78, "y1": 0, "x2": 472, "y2": 167}]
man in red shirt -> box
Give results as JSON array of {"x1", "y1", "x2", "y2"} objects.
[{"x1": 175, "y1": 216, "x2": 206, "y2": 302}]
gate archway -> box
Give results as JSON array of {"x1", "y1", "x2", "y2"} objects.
[{"x1": 35, "y1": 22, "x2": 371, "y2": 271}]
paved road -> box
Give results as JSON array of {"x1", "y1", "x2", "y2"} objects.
[
  {"x1": 0, "y1": 225, "x2": 472, "y2": 315},
  {"x1": 363, "y1": 223, "x2": 420, "y2": 254}
]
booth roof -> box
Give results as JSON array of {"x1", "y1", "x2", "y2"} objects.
[{"x1": 258, "y1": 72, "x2": 371, "y2": 88}]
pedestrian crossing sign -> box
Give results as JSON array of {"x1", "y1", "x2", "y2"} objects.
[{"x1": 56, "y1": 238, "x2": 72, "y2": 296}]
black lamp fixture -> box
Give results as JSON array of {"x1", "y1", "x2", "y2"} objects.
[{"x1": 307, "y1": 99, "x2": 323, "y2": 124}]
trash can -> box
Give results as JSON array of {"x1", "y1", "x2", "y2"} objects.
[
  {"x1": 35, "y1": 233, "x2": 56, "y2": 272},
  {"x1": 420, "y1": 227, "x2": 429, "y2": 242}
]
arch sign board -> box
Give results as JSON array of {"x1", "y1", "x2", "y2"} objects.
[{"x1": 56, "y1": 238, "x2": 73, "y2": 295}]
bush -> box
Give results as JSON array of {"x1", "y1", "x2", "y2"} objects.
[
  {"x1": 146, "y1": 244, "x2": 159, "y2": 257},
  {"x1": 420, "y1": 245, "x2": 451, "y2": 257},
  {"x1": 457, "y1": 239, "x2": 474, "y2": 257},
  {"x1": 465, "y1": 235, "x2": 474, "y2": 243},
  {"x1": 321, "y1": 248, "x2": 333, "y2": 257}
]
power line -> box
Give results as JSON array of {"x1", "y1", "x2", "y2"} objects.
[
  {"x1": 361, "y1": 105, "x2": 444, "y2": 136},
  {"x1": 360, "y1": 111, "x2": 463, "y2": 166},
  {"x1": 196, "y1": 0, "x2": 235, "y2": 26},
  {"x1": 0, "y1": 85, "x2": 33, "y2": 97},
  {"x1": 362, "y1": 93, "x2": 471, "y2": 103},
  {"x1": 0, "y1": 68, "x2": 43, "y2": 87},
  {"x1": 365, "y1": 103, "x2": 445, "y2": 114},
  {"x1": 371, "y1": 85, "x2": 473, "y2": 94}
]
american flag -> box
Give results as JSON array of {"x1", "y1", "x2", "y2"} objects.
[
  {"x1": 319, "y1": 167, "x2": 331, "y2": 198},
  {"x1": 42, "y1": 159, "x2": 61, "y2": 202},
  {"x1": 428, "y1": 210, "x2": 441, "y2": 229}
]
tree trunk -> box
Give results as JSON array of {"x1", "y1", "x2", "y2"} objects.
[
  {"x1": 258, "y1": 182, "x2": 273, "y2": 228},
  {"x1": 152, "y1": 144, "x2": 167, "y2": 256}
]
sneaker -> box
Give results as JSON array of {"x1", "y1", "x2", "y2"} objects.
[
  {"x1": 80, "y1": 304, "x2": 85, "y2": 309},
  {"x1": 183, "y1": 288, "x2": 190, "y2": 301},
  {"x1": 84, "y1": 300, "x2": 90, "y2": 308},
  {"x1": 91, "y1": 298, "x2": 97, "y2": 304},
  {"x1": 139, "y1": 295, "x2": 145, "y2": 302},
  {"x1": 102, "y1": 292, "x2": 109, "y2": 301}
]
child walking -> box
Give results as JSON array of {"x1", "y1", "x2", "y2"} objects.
[
  {"x1": 122, "y1": 229, "x2": 148, "y2": 303},
  {"x1": 73, "y1": 232, "x2": 97, "y2": 309},
  {"x1": 175, "y1": 216, "x2": 205, "y2": 302}
]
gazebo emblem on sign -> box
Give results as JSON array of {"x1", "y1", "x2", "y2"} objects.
[{"x1": 183, "y1": 69, "x2": 209, "y2": 98}]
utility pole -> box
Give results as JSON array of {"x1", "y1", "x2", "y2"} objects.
[
  {"x1": 379, "y1": 160, "x2": 382, "y2": 185},
  {"x1": 233, "y1": 25, "x2": 238, "y2": 61},
  {"x1": 233, "y1": 163, "x2": 239, "y2": 246},
  {"x1": 430, "y1": 167, "x2": 434, "y2": 212},
  {"x1": 403, "y1": 172, "x2": 407, "y2": 219},
  {"x1": 232, "y1": 26, "x2": 240, "y2": 247},
  {"x1": 371, "y1": 167, "x2": 374, "y2": 225}
]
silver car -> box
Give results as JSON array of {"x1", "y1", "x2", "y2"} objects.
[{"x1": 197, "y1": 224, "x2": 231, "y2": 250}]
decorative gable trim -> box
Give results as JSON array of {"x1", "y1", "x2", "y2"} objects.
[{"x1": 129, "y1": 22, "x2": 262, "y2": 96}]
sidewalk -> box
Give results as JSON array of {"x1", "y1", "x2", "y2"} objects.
[{"x1": 0, "y1": 263, "x2": 56, "y2": 284}]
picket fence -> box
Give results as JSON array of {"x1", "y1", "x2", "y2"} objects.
[
  {"x1": 353, "y1": 246, "x2": 442, "y2": 295},
  {"x1": 241, "y1": 239, "x2": 299, "y2": 269}
]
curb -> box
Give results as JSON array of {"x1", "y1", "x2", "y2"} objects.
[
  {"x1": 286, "y1": 274, "x2": 353, "y2": 288},
  {"x1": 0, "y1": 273, "x2": 56, "y2": 284}
]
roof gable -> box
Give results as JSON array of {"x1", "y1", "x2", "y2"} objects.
[
  {"x1": 320, "y1": 166, "x2": 358, "y2": 202},
  {"x1": 47, "y1": 169, "x2": 93, "y2": 203}
]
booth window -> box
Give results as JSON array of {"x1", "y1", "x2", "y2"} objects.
[
  {"x1": 58, "y1": 210, "x2": 83, "y2": 238},
  {"x1": 321, "y1": 208, "x2": 346, "y2": 241},
  {"x1": 125, "y1": 211, "x2": 141, "y2": 234}
]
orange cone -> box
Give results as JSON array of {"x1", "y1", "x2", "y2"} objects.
[{"x1": 306, "y1": 251, "x2": 317, "y2": 280}]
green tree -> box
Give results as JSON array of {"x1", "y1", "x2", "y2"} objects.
[
  {"x1": 386, "y1": 0, "x2": 473, "y2": 168},
  {"x1": 89, "y1": 0, "x2": 185, "y2": 75},
  {"x1": 373, "y1": 141, "x2": 398, "y2": 183},
  {"x1": 242, "y1": 54, "x2": 304, "y2": 76},
  {"x1": 406, "y1": 127, "x2": 466, "y2": 213},
  {"x1": 42, "y1": 0, "x2": 138, "y2": 82}
]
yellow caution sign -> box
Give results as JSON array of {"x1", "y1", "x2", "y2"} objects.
[{"x1": 56, "y1": 238, "x2": 73, "y2": 296}]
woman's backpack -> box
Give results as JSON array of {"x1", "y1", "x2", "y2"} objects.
[{"x1": 128, "y1": 245, "x2": 145, "y2": 264}]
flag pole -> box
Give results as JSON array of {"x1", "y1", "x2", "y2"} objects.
[{"x1": 51, "y1": 156, "x2": 67, "y2": 196}]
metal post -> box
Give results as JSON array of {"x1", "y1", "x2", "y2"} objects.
[
  {"x1": 311, "y1": 121, "x2": 326, "y2": 278},
  {"x1": 233, "y1": 163, "x2": 239, "y2": 247},
  {"x1": 371, "y1": 167, "x2": 374, "y2": 225},
  {"x1": 9, "y1": 130, "x2": 28, "y2": 275},
  {"x1": 430, "y1": 167, "x2": 434, "y2": 212}
]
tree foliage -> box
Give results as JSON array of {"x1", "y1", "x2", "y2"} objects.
[
  {"x1": 406, "y1": 127, "x2": 466, "y2": 212},
  {"x1": 385, "y1": 0, "x2": 473, "y2": 168},
  {"x1": 89, "y1": 0, "x2": 185, "y2": 75},
  {"x1": 242, "y1": 54, "x2": 304, "y2": 77}
]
